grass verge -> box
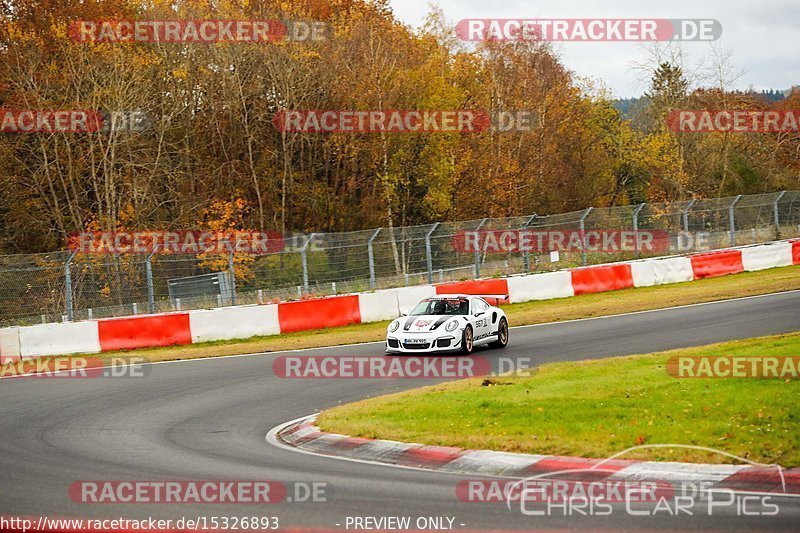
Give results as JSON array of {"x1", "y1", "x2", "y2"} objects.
[
  {"x1": 3, "y1": 264, "x2": 800, "y2": 367},
  {"x1": 317, "y1": 332, "x2": 800, "y2": 467}
]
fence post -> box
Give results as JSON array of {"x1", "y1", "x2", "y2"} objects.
[
  {"x1": 579, "y1": 207, "x2": 593, "y2": 267},
  {"x1": 225, "y1": 240, "x2": 237, "y2": 306},
  {"x1": 145, "y1": 243, "x2": 159, "y2": 314},
  {"x1": 773, "y1": 190, "x2": 787, "y2": 240},
  {"x1": 474, "y1": 218, "x2": 487, "y2": 277},
  {"x1": 521, "y1": 214, "x2": 538, "y2": 273},
  {"x1": 367, "y1": 228, "x2": 380, "y2": 290},
  {"x1": 682, "y1": 199, "x2": 696, "y2": 233},
  {"x1": 425, "y1": 223, "x2": 440, "y2": 284},
  {"x1": 632, "y1": 203, "x2": 646, "y2": 259},
  {"x1": 301, "y1": 233, "x2": 316, "y2": 294},
  {"x1": 64, "y1": 249, "x2": 79, "y2": 321},
  {"x1": 729, "y1": 195, "x2": 743, "y2": 247}
]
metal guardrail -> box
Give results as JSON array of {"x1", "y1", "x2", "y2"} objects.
[{"x1": 0, "y1": 191, "x2": 798, "y2": 326}]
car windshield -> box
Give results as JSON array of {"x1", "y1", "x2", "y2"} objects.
[{"x1": 409, "y1": 298, "x2": 469, "y2": 316}]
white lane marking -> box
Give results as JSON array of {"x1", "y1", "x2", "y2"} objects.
[
  {"x1": 0, "y1": 338, "x2": 388, "y2": 380},
  {"x1": 2, "y1": 288, "x2": 799, "y2": 381},
  {"x1": 510, "y1": 288, "x2": 800, "y2": 330}
]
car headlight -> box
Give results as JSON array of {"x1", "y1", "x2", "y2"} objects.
[
  {"x1": 389, "y1": 320, "x2": 400, "y2": 333},
  {"x1": 445, "y1": 319, "x2": 459, "y2": 332}
]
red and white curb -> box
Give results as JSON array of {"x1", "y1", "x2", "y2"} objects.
[{"x1": 269, "y1": 414, "x2": 800, "y2": 496}]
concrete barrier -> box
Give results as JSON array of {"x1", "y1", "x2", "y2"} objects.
[
  {"x1": 435, "y1": 279, "x2": 510, "y2": 304},
  {"x1": 358, "y1": 290, "x2": 401, "y2": 323},
  {"x1": 98, "y1": 313, "x2": 192, "y2": 351},
  {"x1": 506, "y1": 271, "x2": 574, "y2": 302},
  {"x1": 395, "y1": 285, "x2": 436, "y2": 315},
  {"x1": 691, "y1": 250, "x2": 744, "y2": 279},
  {"x1": 571, "y1": 264, "x2": 634, "y2": 295},
  {"x1": 189, "y1": 305, "x2": 280, "y2": 343},
  {"x1": 0, "y1": 327, "x2": 21, "y2": 363},
  {"x1": 630, "y1": 261, "x2": 656, "y2": 287},
  {"x1": 19, "y1": 322, "x2": 101, "y2": 358},
  {"x1": 651, "y1": 256, "x2": 694, "y2": 285},
  {"x1": 741, "y1": 242, "x2": 793, "y2": 272},
  {"x1": 278, "y1": 295, "x2": 361, "y2": 333}
]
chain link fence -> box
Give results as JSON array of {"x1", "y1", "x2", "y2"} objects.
[{"x1": 1, "y1": 191, "x2": 798, "y2": 327}]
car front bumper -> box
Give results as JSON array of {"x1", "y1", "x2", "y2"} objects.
[{"x1": 385, "y1": 334, "x2": 461, "y2": 354}]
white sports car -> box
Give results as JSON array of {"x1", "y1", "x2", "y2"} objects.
[{"x1": 385, "y1": 294, "x2": 509, "y2": 354}]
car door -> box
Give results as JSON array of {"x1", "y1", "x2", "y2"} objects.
[{"x1": 470, "y1": 298, "x2": 492, "y2": 342}]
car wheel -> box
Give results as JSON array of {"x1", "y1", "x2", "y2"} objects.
[
  {"x1": 461, "y1": 325, "x2": 474, "y2": 354},
  {"x1": 490, "y1": 317, "x2": 509, "y2": 348}
]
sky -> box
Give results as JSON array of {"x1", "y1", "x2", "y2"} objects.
[{"x1": 387, "y1": 0, "x2": 799, "y2": 98}]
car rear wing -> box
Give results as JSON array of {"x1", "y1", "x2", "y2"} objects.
[{"x1": 475, "y1": 294, "x2": 509, "y2": 305}]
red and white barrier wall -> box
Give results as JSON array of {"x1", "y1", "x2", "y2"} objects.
[
  {"x1": 0, "y1": 326, "x2": 21, "y2": 363},
  {"x1": 1, "y1": 239, "x2": 799, "y2": 362}
]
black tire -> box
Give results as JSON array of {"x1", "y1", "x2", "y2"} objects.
[
  {"x1": 490, "y1": 317, "x2": 509, "y2": 348},
  {"x1": 461, "y1": 325, "x2": 474, "y2": 354}
]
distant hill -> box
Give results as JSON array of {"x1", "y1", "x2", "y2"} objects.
[
  {"x1": 734, "y1": 89, "x2": 786, "y2": 103},
  {"x1": 612, "y1": 97, "x2": 643, "y2": 118},
  {"x1": 613, "y1": 88, "x2": 791, "y2": 119}
]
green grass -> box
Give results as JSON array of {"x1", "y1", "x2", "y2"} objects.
[{"x1": 318, "y1": 332, "x2": 800, "y2": 467}]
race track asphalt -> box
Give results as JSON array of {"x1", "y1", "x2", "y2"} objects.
[{"x1": 1, "y1": 290, "x2": 800, "y2": 531}]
